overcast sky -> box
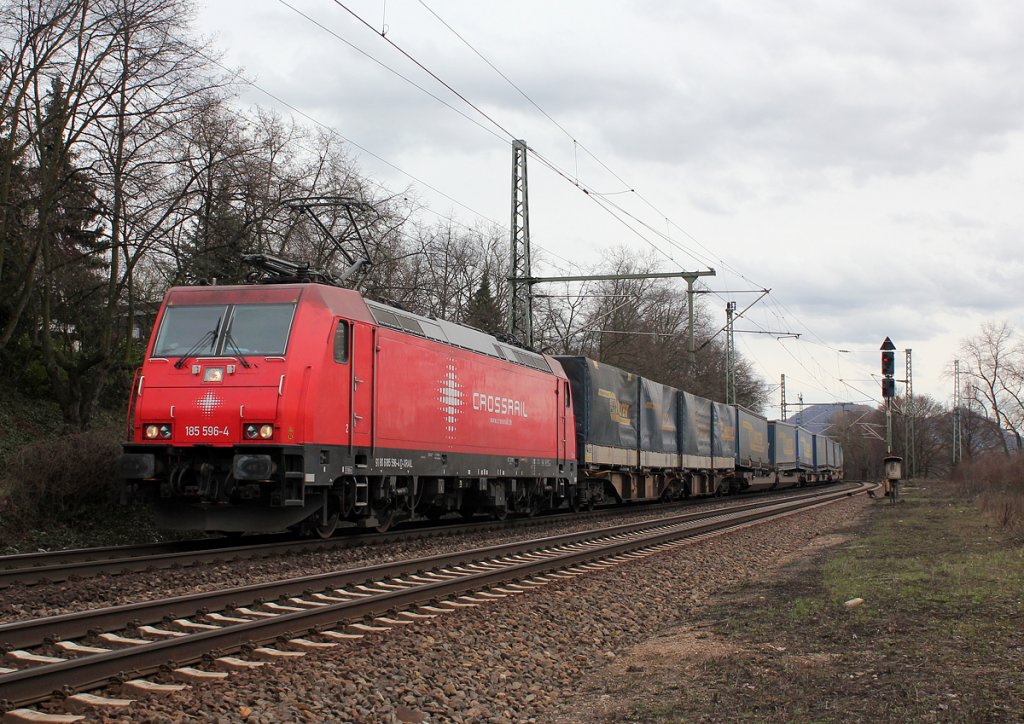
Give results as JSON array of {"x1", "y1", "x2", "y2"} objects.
[{"x1": 194, "y1": 0, "x2": 1024, "y2": 416}]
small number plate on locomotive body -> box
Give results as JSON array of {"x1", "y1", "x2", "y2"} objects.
[{"x1": 183, "y1": 425, "x2": 231, "y2": 438}]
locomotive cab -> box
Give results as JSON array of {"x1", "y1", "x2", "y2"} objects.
[{"x1": 121, "y1": 283, "x2": 373, "y2": 534}]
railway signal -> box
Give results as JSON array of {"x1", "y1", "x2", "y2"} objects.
[{"x1": 880, "y1": 337, "x2": 897, "y2": 462}]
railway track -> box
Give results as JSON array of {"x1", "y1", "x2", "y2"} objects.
[
  {"x1": 0, "y1": 485, "x2": 843, "y2": 589},
  {"x1": 0, "y1": 482, "x2": 868, "y2": 717},
  {"x1": 0, "y1": 509, "x2": 617, "y2": 589}
]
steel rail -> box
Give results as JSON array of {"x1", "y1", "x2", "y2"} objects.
[
  {"x1": 0, "y1": 485, "x2": 849, "y2": 588},
  {"x1": 0, "y1": 507, "x2": 613, "y2": 588},
  {"x1": 0, "y1": 484, "x2": 866, "y2": 708},
  {"x1": 0, "y1": 485, "x2": 857, "y2": 649}
]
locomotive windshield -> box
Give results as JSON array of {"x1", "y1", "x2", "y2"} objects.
[{"x1": 153, "y1": 303, "x2": 296, "y2": 358}]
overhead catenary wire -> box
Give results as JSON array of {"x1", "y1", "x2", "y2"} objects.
[
  {"x1": 413, "y1": 2, "x2": 774, "y2": 287},
  {"x1": 193, "y1": 46, "x2": 585, "y2": 279},
  {"x1": 256, "y1": 2, "x2": 866, "y2": 406},
  {"x1": 285, "y1": 5, "x2": 783, "y2": 372},
  {"x1": 303, "y1": 0, "x2": 717, "y2": 280}
]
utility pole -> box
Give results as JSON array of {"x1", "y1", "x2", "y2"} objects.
[
  {"x1": 780, "y1": 373, "x2": 787, "y2": 420},
  {"x1": 725, "y1": 301, "x2": 737, "y2": 404},
  {"x1": 953, "y1": 359, "x2": 963, "y2": 466},
  {"x1": 508, "y1": 140, "x2": 532, "y2": 347},
  {"x1": 905, "y1": 348, "x2": 914, "y2": 479}
]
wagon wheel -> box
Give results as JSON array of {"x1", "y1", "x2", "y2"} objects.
[{"x1": 573, "y1": 484, "x2": 594, "y2": 512}]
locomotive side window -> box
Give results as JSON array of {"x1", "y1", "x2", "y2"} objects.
[
  {"x1": 333, "y1": 320, "x2": 350, "y2": 363},
  {"x1": 153, "y1": 305, "x2": 226, "y2": 357}
]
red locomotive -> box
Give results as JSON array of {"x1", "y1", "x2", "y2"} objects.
[{"x1": 121, "y1": 278, "x2": 577, "y2": 536}]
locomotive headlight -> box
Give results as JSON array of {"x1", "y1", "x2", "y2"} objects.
[
  {"x1": 244, "y1": 423, "x2": 274, "y2": 440},
  {"x1": 203, "y1": 367, "x2": 224, "y2": 383},
  {"x1": 144, "y1": 424, "x2": 172, "y2": 440}
]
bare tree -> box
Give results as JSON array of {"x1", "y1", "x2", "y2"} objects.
[
  {"x1": 0, "y1": 0, "x2": 236, "y2": 429},
  {"x1": 832, "y1": 406, "x2": 887, "y2": 480},
  {"x1": 0, "y1": 0, "x2": 102, "y2": 350},
  {"x1": 552, "y1": 247, "x2": 768, "y2": 411},
  {"x1": 960, "y1": 321, "x2": 1023, "y2": 453}
]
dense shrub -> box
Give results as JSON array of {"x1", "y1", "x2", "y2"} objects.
[
  {"x1": 952, "y1": 454, "x2": 1024, "y2": 531},
  {"x1": 0, "y1": 430, "x2": 121, "y2": 528}
]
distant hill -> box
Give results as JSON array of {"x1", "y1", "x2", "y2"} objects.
[{"x1": 786, "y1": 403, "x2": 874, "y2": 433}]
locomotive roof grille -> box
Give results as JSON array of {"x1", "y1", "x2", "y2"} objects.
[
  {"x1": 514, "y1": 349, "x2": 549, "y2": 371},
  {"x1": 365, "y1": 300, "x2": 549, "y2": 372},
  {"x1": 371, "y1": 307, "x2": 401, "y2": 329},
  {"x1": 394, "y1": 313, "x2": 424, "y2": 336}
]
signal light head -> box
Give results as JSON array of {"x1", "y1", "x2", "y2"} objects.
[{"x1": 881, "y1": 350, "x2": 895, "y2": 377}]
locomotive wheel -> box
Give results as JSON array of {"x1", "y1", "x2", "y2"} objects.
[
  {"x1": 374, "y1": 509, "x2": 396, "y2": 533},
  {"x1": 315, "y1": 495, "x2": 342, "y2": 539},
  {"x1": 315, "y1": 513, "x2": 339, "y2": 539}
]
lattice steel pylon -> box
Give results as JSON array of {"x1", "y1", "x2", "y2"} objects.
[
  {"x1": 905, "y1": 349, "x2": 914, "y2": 479},
  {"x1": 953, "y1": 359, "x2": 963, "y2": 466},
  {"x1": 508, "y1": 140, "x2": 533, "y2": 347},
  {"x1": 725, "y1": 301, "x2": 737, "y2": 404}
]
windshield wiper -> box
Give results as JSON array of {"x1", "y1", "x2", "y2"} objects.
[
  {"x1": 222, "y1": 330, "x2": 252, "y2": 368},
  {"x1": 173, "y1": 318, "x2": 222, "y2": 369}
]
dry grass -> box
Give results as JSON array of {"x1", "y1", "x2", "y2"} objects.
[
  {"x1": 561, "y1": 482, "x2": 1024, "y2": 722},
  {"x1": 953, "y1": 454, "x2": 1024, "y2": 530}
]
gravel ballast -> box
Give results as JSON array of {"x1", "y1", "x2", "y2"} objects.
[
  {"x1": 74, "y1": 493, "x2": 874, "y2": 722},
  {"x1": 0, "y1": 495, "x2": 804, "y2": 623}
]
